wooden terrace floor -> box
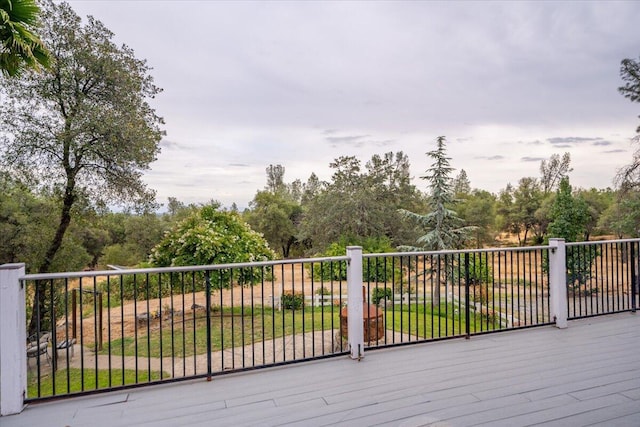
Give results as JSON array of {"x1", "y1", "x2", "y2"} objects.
[{"x1": 3, "y1": 312, "x2": 640, "y2": 426}]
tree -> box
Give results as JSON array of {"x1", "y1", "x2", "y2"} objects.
[
  {"x1": 513, "y1": 177, "x2": 543, "y2": 245},
  {"x1": 399, "y1": 136, "x2": 475, "y2": 306},
  {"x1": 548, "y1": 179, "x2": 589, "y2": 241},
  {"x1": 547, "y1": 178, "x2": 593, "y2": 293},
  {"x1": 0, "y1": 173, "x2": 89, "y2": 272},
  {"x1": 246, "y1": 190, "x2": 301, "y2": 258},
  {"x1": 0, "y1": 1, "x2": 163, "y2": 274},
  {"x1": 616, "y1": 55, "x2": 640, "y2": 189},
  {"x1": 0, "y1": 0, "x2": 50, "y2": 76},
  {"x1": 495, "y1": 183, "x2": 520, "y2": 239},
  {"x1": 0, "y1": 1, "x2": 164, "y2": 334},
  {"x1": 457, "y1": 189, "x2": 497, "y2": 248},
  {"x1": 265, "y1": 164, "x2": 286, "y2": 193},
  {"x1": 619, "y1": 55, "x2": 640, "y2": 133},
  {"x1": 577, "y1": 187, "x2": 615, "y2": 240},
  {"x1": 399, "y1": 136, "x2": 473, "y2": 251},
  {"x1": 453, "y1": 169, "x2": 471, "y2": 197},
  {"x1": 598, "y1": 190, "x2": 640, "y2": 238},
  {"x1": 300, "y1": 152, "x2": 422, "y2": 252},
  {"x1": 540, "y1": 153, "x2": 572, "y2": 194},
  {"x1": 150, "y1": 204, "x2": 276, "y2": 285}
]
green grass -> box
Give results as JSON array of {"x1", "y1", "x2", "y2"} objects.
[
  {"x1": 27, "y1": 368, "x2": 166, "y2": 399},
  {"x1": 100, "y1": 303, "x2": 502, "y2": 358},
  {"x1": 384, "y1": 303, "x2": 500, "y2": 338},
  {"x1": 103, "y1": 306, "x2": 342, "y2": 358}
]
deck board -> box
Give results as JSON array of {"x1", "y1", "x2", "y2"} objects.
[{"x1": 2, "y1": 312, "x2": 639, "y2": 426}]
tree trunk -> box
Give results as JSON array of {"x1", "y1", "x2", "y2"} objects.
[
  {"x1": 432, "y1": 256, "x2": 441, "y2": 307},
  {"x1": 27, "y1": 179, "x2": 76, "y2": 336}
]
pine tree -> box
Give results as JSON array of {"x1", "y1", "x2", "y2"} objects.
[
  {"x1": 399, "y1": 136, "x2": 475, "y2": 306},
  {"x1": 399, "y1": 136, "x2": 474, "y2": 251}
]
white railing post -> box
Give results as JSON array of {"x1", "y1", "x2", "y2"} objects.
[
  {"x1": 346, "y1": 246, "x2": 364, "y2": 360},
  {"x1": 549, "y1": 239, "x2": 568, "y2": 329},
  {"x1": 0, "y1": 263, "x2": 27, "y2": 416}
]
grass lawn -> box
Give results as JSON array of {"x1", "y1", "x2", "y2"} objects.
[
  {"x1": 27, "y1": 368, "x2": 166, "y2": 399},
  {"x1": 384, "y1": 303, "x2": 500, "y2": 338},
  {"x1": 103, "y1": 306, "x2": 342, "y2": 358},
  {"x1": 101, "y1": 303, "x2": 502, "y2": 358}
]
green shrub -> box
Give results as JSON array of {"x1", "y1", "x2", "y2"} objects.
[
  {"x1": 371, "y1": 287, "x2": 392, "y2": 305},
  {"x1": 281, "y1": 291, "x2": 304, "y2": 310},
  {"x1": 307, "y1": 236, "x2": 402, "y2": 282},
  {"x1": 316, "y1": 286, "x2": 331, "y2": 295},
  {"x1": 149, "y1": 205, "x2": 276, "y2": 287}
]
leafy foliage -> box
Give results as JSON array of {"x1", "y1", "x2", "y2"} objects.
[
  {"x1": 245, "y1": 168, "x2": 302, "y2": 258},
  {"x1": 0, "y1": 0, "x2": 164, "y2": 275},
  {"x1": 540, "y1": 153, "x2": 572, "y2": 194},
  {"x1": 150, "y1": 204, "x2": 276, "y2": 287},
  {"x1": 456, "y1": 189, "x2": 498, "y2": 248},
  {"x1": 548, "y1": 179, "x2": 589, "y2": 242},
  {"x1": 281, "y1": 291, "x2": 304, "y2": 310},
  {"x1": 0, "y1": 0, "x2": 50, "y2": 76},
  {"x1": 547, "y1": 178, "x2": 596, "y2": 291},
  {"x1": 301, "y1": 152, "x2": 424, "y2": 252},
  {"x1": 619, "y1": 55, "x2": 640, "y2": 133},
  {"x1": 371, "y1": 287, "x2": 392, "y2": 305},
  {"x1": 616, "y1": 55, "x2": 640, "y2": 192},
  {"x1": 308, "y1": 236, "x2": 401, "y2": 282}
]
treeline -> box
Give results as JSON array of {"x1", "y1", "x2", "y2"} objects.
[
  {"x1": 2, "y1": 148, "x2": 639, "y2": 274},
  {"x1": 245, "y1": 151, "x2": 638, "y2": 259}
]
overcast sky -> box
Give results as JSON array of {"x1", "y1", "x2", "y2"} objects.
[{"x1": 66, "y1": 0, "x2": 640, "y2": 209}]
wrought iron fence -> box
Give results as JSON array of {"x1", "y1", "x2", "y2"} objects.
[
  {"x1": 16, "y1": 239, "x2": 640, "y2": 403},
  {"x1": 362, "y1": 246, "x2": 553, "y2": 349},
  {"x1": 22, "y1": 257, "x2": 349, "y2": 401},
  {"x1": 566, "y1": 240, "x2": 639, "y2": 319}
]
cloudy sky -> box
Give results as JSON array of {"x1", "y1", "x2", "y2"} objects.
[{"x1": 66, "y1": 0, "x2": 640, "y2": 208}]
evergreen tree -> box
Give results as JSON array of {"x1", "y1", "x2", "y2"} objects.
[
  {"x1": 399, "y1": 136, "x2": 475, "y2": 306},
  {"x1": 399, "y1": 136, "x2": 474, "y2": 251}
]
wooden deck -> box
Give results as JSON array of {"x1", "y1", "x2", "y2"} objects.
[{"x1": 3, "y1": 313, "x2": 640, "y2": 426}]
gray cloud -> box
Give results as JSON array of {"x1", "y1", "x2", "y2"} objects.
[
  {"x1": 547, "y1": 137, "x2": 602, "y2": 145},
  {"x1": 324, "y1": 134, "x2": 394, "y2": 148},
  {"x1": 604, "y1": 149, "x2": 626, "y2": 153},
  {"x1": 325, "y1": 135, "x2": 370, "y2": 145},
  {"x1": 229, "y1": 163, "x2": 250, "y2": 167},
  {"x1": 476, "y1": 155, "x2": 505, "y2": 160},
  {"x1": 456, "y1": 137, "x2": 472, "y2": 143},
  {"x1": 159, "y1": 139, "x2": 184, "y2": 150},
  {"x1": 592, "y1": 140, "x2": 612, "y2": 146},
  {"x1": 521, "y1": 157, "x2": 546, "y2": 162}
]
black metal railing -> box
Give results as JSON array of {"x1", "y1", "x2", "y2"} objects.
[
  {"x1": 20, "y1": 239, "x2": 640, "y2": 402},
  {"x1": 566, "y1": 240, "x2": 639, "y2": 319},
  {"x1": 22, "y1": 257, "x2": 349, "y2": 401},
  {"x1": 362, "y1": 246, "x2": 553, "y2": 349}
]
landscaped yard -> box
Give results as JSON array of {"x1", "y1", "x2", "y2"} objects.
[
  {"x1": 97, "y1": 302, "x2": 499, "y2": 358},
  {"x1": 101, "y1": 306, "x2": 342, "y2": 358}
]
